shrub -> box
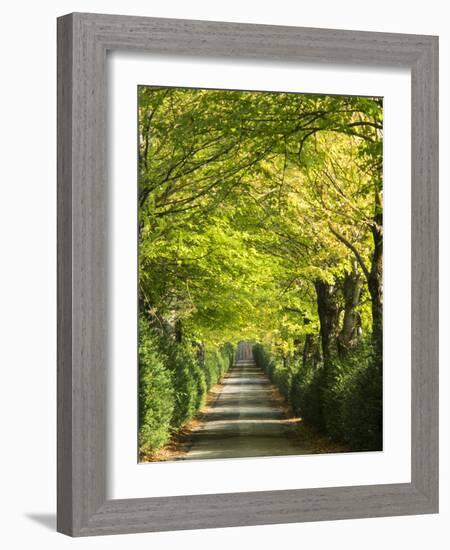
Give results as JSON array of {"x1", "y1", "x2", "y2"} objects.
[
  {"x1": 254, "y1": 344, "x2": 293, "y2": 402},
  {"x1": 272, "y1": 365, "x2": 292, "y2": 401},
  {"x1": 204, "y1": 344, "x2": 233, "y2": 387},
  {"x1": 138, "y1": 318, "x2": 175, "y2": 453},
  {"x1": 162, "y1": 341, "x2": 204, "y2": 428},
  {"x1": 253, "y1": 343, "x2": 273, "y2": 374},
  {"x1": 321, "y1": 343, "x2": 382, "y2": 450},
  {"x1": 139, "y1": 316, "x2": 236, "y2": 455},
  {"x1": 340, "y1": 361, "x2": 382, "y2": 451},
  {"x1": 291, "y1": 366, "x2": 325, "y2": 428},
  {"x1": 255, "y1": 340, "x2": 382, "y2": 451}
]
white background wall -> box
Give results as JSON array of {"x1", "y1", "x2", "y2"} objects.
[{"x1": 0, "y1": 1, "x2": 447, "y2": 548}]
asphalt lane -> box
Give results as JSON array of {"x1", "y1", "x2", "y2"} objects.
[{"x1": 180, "y1": 360, "x2": 312, "y2": 460}]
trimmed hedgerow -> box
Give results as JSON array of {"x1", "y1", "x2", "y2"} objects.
[
  {"x1": 139, "y1": 315, "x2": 234, "y2": 455},
  {"x1": 138, "y1": 318, "x2": 175, "y2": 454},
  {"x1": 253, "y1": 341, "x2": 382, "y2": 451},
  {"x1": 204, "y1": 345, "x2": 234, "y2": 388}
]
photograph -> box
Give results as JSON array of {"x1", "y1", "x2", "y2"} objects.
[
  {"x1": 1, "y1": 0, "x2": 442, "y2": 542},
  {"x1": 138, "y1": 86, "x2": 383, "y2": 462}
]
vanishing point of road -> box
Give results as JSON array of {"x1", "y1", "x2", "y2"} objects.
[{"x1": 179, "y1": 358, "x2": 317, "y2": 461}]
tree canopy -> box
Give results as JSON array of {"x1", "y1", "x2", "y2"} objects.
[{"x1": 139, "y1": 87, "x2": 382, "y2": 353}]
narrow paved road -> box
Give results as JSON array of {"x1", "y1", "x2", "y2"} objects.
[{"x1": 180, "y1": 360, "x2": 312, "y2": 460}]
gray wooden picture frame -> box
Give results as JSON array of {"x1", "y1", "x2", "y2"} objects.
[{"x1": 57, "y1": 12, "x2": 439, "y2": 537}]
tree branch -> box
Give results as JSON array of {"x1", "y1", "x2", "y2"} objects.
[{"x1": 328, "y1": 224, "x2": 370, "y2": 282}]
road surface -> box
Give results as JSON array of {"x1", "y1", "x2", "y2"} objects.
[{"x1": 180, "y1": 359, "x2": 313, "y2": 460}]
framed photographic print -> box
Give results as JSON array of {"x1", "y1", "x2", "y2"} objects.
[{"x1": 57, "y1": 12, "x2": 438, "y2": 536}]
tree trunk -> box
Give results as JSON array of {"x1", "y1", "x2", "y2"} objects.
[
  {"x1": 314, "y1": 279, "x2": 340, "y2": 366},
  {"x1": 302, "y1": 333, "x2": 313, "y2": 369},
  {"x1": 338, "y1": 266, "x2": 362, "y2": 357},
  {"x1": 328, "y1": 186, "x2": 383, "y2": 367},
  {"x1": 368, "y1": 222, "x2": 383, "y2": 365},
  {"x1": 174, "y1": 318, "x2": 183, "y2": 343},
  {"x1": 195, "y1": 341, "x2": 205, "y2": 367}
]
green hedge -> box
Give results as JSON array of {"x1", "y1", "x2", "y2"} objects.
[
  {"x1": 205, "y1": 346, "x2": 234, "y2": 387},
  {"x1": 291, "y1": 367, "x2": 325, "y2": 429},
  {"x1": 253, "y1": 343, "x2": 293, "y2": 404},
  {"x1": 253, "y1": 342, "x2": 382, "y2": 451},
  {"x1": 139, "y1": 316, "x2": 234, "y2": 454},
  {"x1": 138, "y1": 318, "x2": 175, "y2": 454}
]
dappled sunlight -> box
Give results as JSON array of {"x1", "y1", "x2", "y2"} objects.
[
  {"x1": 138, "y1": 86, "x2": 383, "y2": 460},
  {"x1": 180, "y1": 360, "x2": 310, "y2": 460}
]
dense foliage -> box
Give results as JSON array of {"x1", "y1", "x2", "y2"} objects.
[
  {"x1": 138, "y1": 86, "x2": 383, "y2": 454},
  {"x1": 253, "y1": 342, "x2": 382, "y2": 451},
  {"x1": 139, "y1": 316, "x2": 233, "y2": 454}
]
